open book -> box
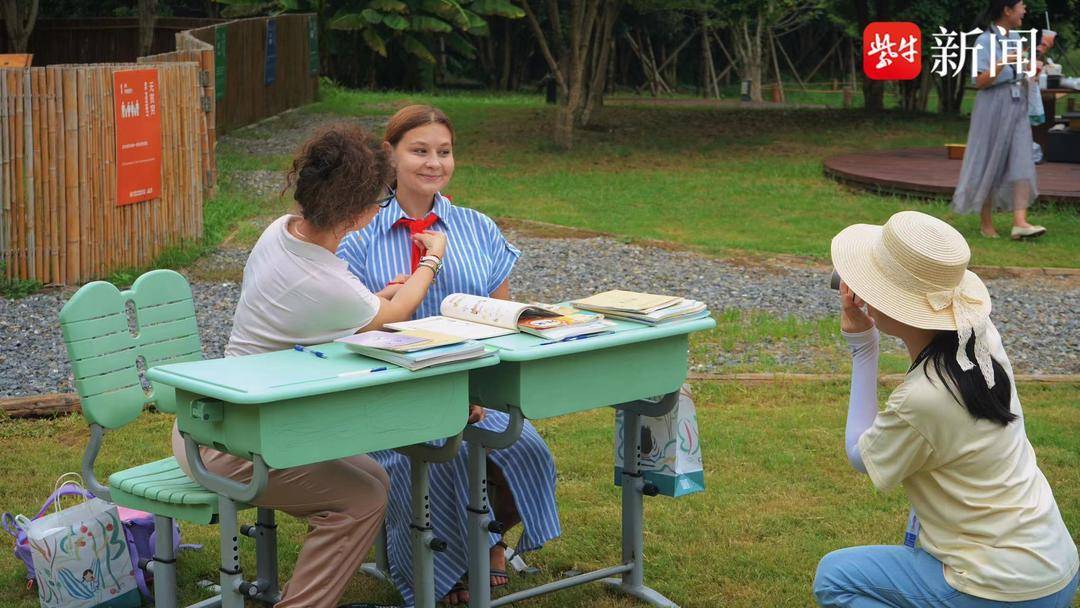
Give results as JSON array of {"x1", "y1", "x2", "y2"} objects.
[{"x1": 386, "y1": 293, "x2": 614, "y2": 341}]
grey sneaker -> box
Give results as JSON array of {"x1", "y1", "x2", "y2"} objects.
[{"x1": 1010, "y1": 225, "x2": 1047, "y2": 240}]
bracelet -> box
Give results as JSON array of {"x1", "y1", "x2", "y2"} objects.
[
  {"x1": 417, "y1": 261, "x2": 441, "y2": 276},
  {"x1": 418, "y1": 256, "x2": 443, "y2": 274}
]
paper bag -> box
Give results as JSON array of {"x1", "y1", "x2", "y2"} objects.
[
  {"x1": 23, "y1": 498, "x2": 141, "y2": 608},
  {"x1": 614, "y1": 384, "x2": 704, "y2": 497}
]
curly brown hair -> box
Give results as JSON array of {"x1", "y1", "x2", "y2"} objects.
[{"x1": 284, "y1": 123, "x2": 391, "y2": 231}]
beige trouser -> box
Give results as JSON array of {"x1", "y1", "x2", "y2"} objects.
[{"x1": 172, "y1": 424, "x2": 389, "y2": 608}]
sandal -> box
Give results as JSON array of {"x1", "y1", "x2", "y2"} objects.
[
  {"x1": 491, "y1": 541, "x2": 510, "y2": 589},
  {"x1": 440, "y1": 579, "x2": 468, "y2": 606}
]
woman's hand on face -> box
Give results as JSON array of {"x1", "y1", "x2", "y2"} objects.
[
  {"x1": 412, "y1": 230, "x2": 447, "y2": 259},
  {"x1": 468, "y1": 404, "x2": 485, "y2": 424},
  {"x1": 839, "y1": 282, "x2": 875, "y2": 334}
]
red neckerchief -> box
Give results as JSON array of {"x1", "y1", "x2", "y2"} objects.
[{"x1": 393, "y1": 213, "x2": 440, "y2": 271}]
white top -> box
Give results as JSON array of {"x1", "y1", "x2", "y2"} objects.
[
  {"x1": 225, "y1": 215, "x2": 381, "y2": 357},
  {"x1": 848, "y1": 324, "x2": 1078, "y2": 601}
]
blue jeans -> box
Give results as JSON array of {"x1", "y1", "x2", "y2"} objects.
[{"x1": 813, "y1": 545, "x2": 1079, "y2": 607}]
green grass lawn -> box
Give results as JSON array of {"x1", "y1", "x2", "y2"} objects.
[
  {"x1": 1, "y1": 381, "x2": 1076, "y2": 607},
  {"x1": 299, "y1": 85, "x2": 1079, "y2": 269}
]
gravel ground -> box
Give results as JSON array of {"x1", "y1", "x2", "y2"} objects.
[
  {"x1": 221, "y1": 169, "x2": 288, "y2": 201},
  {"x1": 220, "y1": 113, "x2": 387, "y2": 157},
  {"x1": 2, "y1": 235, "x2": 1077, "y2": 398}
]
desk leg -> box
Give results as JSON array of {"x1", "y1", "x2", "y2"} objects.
[
  {"x1": 252, "y1": 508, "x2": 280, "y2": 604},
  {"x1": 465, "y1": 409, "x2": 524, "y2": 608},
  {"x1": 217, "y1": 496, "x2": 245, "y2": 608},
  {"x1": 411, "y1": 458, "x2": 438, "y2": 608},
  {"x1": 152, "y1": 515, "x2": 178, "y2": 608},
  {"x1": 602, "y1": 409, "x2": 679, "y2": 608},
  {"x1": 467, "y1": 439, "x2": 493, "y2": 608}
]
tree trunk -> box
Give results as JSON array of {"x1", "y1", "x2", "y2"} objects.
[
  {"x1": 499, "y1": 20, "x2": 513, "y2": 90},
  {"x1": 936, "y1": 72, "x2": 966, "y2": 114},
  {"x1": 2, "y1": 0, "x2": 40, "y2": 53},
  {"x1": 580, "y1": 0, "x2": 619, "y2": 126},
  {"x1": 138, "y1": 0, "x2": 158, "y2": 57},
  {"x1": 554, "y1": 103, "x2": 575, "y2": 149},
  {"x1": 701, "y1": 15, "x2": 716, "y2": 98},
  {"x1": 733, "y1": 15, "x2": 765, "y2": 102},
  {"x1": 862, "y1": 79, "x2": 884, "y2": 111},
  {"x1": 521, "y1": 0, "x2": 620, "y2": 150}
]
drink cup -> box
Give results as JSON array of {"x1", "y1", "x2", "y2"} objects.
[{"x1": 1041, "y1": 29, "x2": 1056, "y2": 48}]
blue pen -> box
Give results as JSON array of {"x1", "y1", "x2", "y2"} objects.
[
  {"x1": 293, "y1": 344, "x2": 328, "y2": 359},
  {"x1": 538, "y1": 334, "x2": 600, "y2": 346}
]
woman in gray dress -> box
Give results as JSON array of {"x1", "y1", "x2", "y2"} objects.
[{"x1": 951, "y1": 0, "x2": 1046, "y2": 240}]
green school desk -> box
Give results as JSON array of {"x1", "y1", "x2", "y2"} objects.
[
  {"x1": 146, "y1": 342, "x2": 500, "y2": 608},
  {"x1": 463, "y1": 315, "x2": 716, "y2": 608}
]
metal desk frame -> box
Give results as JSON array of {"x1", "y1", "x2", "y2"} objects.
[{"x1": 463, "y1": 394, "x2": 680, "y2": 608}]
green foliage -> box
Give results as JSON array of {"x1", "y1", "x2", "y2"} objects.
[
  {"x1": 411, "y1": 15, "x2": 454, "y2": 32},
  {"x1": 469, "y1": 0, "x2": 524, "y2": 19},
  {"x1": 326, "y1": 0, "x2": 517, "y2": 74},
  {"x1": 402, "y1": 33, "x2": 438, "y2": 62},
  {"x1": 0, "y1": 263, "x2": 43, "y2": 299}
]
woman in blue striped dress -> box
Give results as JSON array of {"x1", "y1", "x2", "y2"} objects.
[{"x1": 338, "y1": 105, "x2": 561, "y2": 606}]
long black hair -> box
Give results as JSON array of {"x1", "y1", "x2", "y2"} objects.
[
  {"x1": 978, "y1": 0, "x2": 1022, "y2": 26},
  {"x1": 912, "y1": 330, "x2": 1016, "y2": 425}
]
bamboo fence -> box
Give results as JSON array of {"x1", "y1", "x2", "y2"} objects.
[
  {"x1": 1, "y1": 14, "x2": 317, "y2": 284},
  {"x1": 0, "y1": 62, "x2": 204, "y2": 284}
]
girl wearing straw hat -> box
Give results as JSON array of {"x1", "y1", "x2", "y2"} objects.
[
  {"x1": 813, "y1": 211, "x2": 1077, "y2": 607},
  {"x1": 952, "y1": 0, "x2": 1047, "y2": 240}
]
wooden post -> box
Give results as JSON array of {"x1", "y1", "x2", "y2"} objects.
[
  {"x1": 34, "y1": 68, "x2": 44, "y2": 282},
  {"x1": 24, "y1": 68, "x2": 37, "y2": 280},
  {"x1": 0, "y1": 71, "x2": 9, "y2": 276},
  {"x1": 63, "y1": 67, "x2": 80, "y2": 283},
  {"x1": 47, "y1": 67, "x2": 62, "y2": 284},
  {"x1": 14, "y1": 70, "x2": 26, "y2": 279},
  {"x1": 774, "y1": 33, "x2": 807, "y2": 90},
  {"x1": 89, "y1": 67, "x2": 102, "y2": 279},
  {"x1": 76, "y1": 68, "x2": 89, "y2": 282},
  {"x1": 770, "y1": 33, "x2": 785, "y2": 104}
]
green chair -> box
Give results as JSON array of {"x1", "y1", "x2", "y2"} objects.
[{"x1": 60, "y1": 269, "x2": 278, "y2": 608}]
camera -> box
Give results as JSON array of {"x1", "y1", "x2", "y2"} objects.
[{"x1": 829, "y1": 269, "x2": 841, "y2": 290}]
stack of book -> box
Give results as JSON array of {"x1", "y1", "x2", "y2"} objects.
[
  {"x1": 334, "y1": 329, "x2": 489, "y2": 371},
  {"x1": 383, "y1": 294, "x2": 614, "y2": 342},
  {"x1": 570, "y1": 290, "x2": 709, "y2": 325}
]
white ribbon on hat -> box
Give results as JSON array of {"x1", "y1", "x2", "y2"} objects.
[{"x1": 926, "y1": 285, "x2": 995, "y2": 388}]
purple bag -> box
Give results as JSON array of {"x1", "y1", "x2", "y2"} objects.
[{"x1": 3, "y1": 483, "x2": 182, "y2": 599}]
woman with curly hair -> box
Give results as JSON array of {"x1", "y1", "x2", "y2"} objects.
[{"x1": 172, "y1": 123, "x2": 447, "y2": 608}]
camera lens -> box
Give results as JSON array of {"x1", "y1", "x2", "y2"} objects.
[{"x1": 829, "y1": 269, "x2": 841, "y2": 290}]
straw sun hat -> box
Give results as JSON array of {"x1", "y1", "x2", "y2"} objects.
[{"x1": 831, "y1": 210, "x2": 997, "y2": 386}]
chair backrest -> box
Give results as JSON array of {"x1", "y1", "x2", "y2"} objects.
[{"x1": 59, "y1": 269, "x2": 203, "y2": 429}]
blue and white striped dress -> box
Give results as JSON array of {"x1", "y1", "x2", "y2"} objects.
[{"x1": 338, "y1": 193, "x2": 561, "y2": 606}]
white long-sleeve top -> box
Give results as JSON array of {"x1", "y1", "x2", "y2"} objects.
[{"x1": 843, "y1": 326, "x2": 880, "y2": 473}]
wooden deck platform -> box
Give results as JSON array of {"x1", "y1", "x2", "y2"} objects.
[{"x1": 824, "y1": 147, "x2": 1080, "y2": 205}]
